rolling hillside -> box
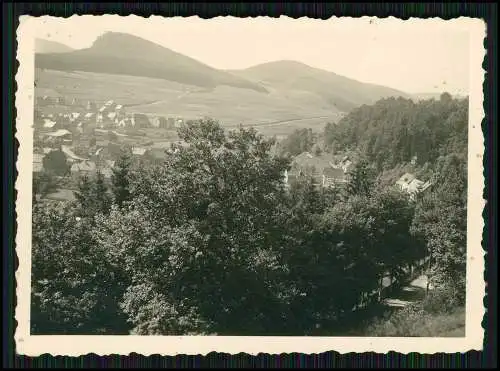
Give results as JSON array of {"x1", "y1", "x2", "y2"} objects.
[
  {"x1": 35, "y1": 32, "x2": 267, "y2": 93},
  {"x1": 34, "y1": 32, "x2": 413, "y2": 136},
  {"x1": 228, "y1": 60, "x2": 410, "y2": 113},
  {"x1": 35, "y1": 38, "x2": 74, "y2": 54}
]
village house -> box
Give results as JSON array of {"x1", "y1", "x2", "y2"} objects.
[
  {"x1": 175, "y1": 118, "x2": 184, "y2": 128},
  {"x1": 33, "y1": 153, "x2": 45, "y2": 173},
  {"x1": 55, "y1": 97, "x2": 65, "y2": 105},
  {"x1": 285, "y1": 152, "x2": 347, "y2": 188},
  {"x1": 96, "y1": 112, "x2": 116, "y2": 129},
  {"x1": 104, "y1": 100, "x2": 116, "y2": 109},
  {"x1": 70, "y1": 98, "x2": 84, "y2": 107},
  {"x1": 42, "y1": 118, "x2": 58, "y2": 130},
  {"x1": 167, "y1": 117, "x2": 176, "y2": 129},
  {"x1": 322, "y1": 167, "x2": 348, "y2": 188},
  {"x1": 61, "y1": 145, "x2": 89, "y2": 164},
  {"x1": 107, "y1": 111, "x2": 118, "y2": 124},
  {"x1": 71, "y1": 161, "x2": 97, "y2": 180},
  {"x1": 86, "y1": 101, "x2": 97, "y2": 112},
  {"x1": 114, "y1": 105, "x2": 126, "y2": 120},
  {"x1": 395, "y1": 172, "x2": 432, "y2": 201},
  {"x1": 84, "y1": 112, "x2": 95, "y2": 121},
  {"x1": 36, "y1": 96, "x2": 55, "y2": 107},
  {"x1": 132, "y1": 147, "x2": 148, "y2": 157},
  {"x1": 338, "y1": 156, "x2": 353, "y2": 173},
  {"x1": 100, "y1": 166, "x2": 114, "y2": 180},
  {"x1": 69, "y1": 112, "x2": 81, "y2": 122},
  {"x1": 150, "y1": 116, "x2": 164, "y2": 128},
  {"x1": 410, "y1": 155, "x2": 418, "y2": 165},
  {"x1": 97, "y1": 160, "x2": 116, "y2": 180},
  {"x1": 150, "y1": 116, "x2": 173, "y2": 129},
  {"x1": 133, "y1": 113, "x2": 151, "y2": 128}
]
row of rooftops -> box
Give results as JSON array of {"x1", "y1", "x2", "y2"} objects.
[
  {"x1": 36, "y1": 95, "x2": 190, "y2": 133},
  {"x1": 285, "y1": 152, "x2": 433, "y2": 199}
]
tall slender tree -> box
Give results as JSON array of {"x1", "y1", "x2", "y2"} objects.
[{"x1": 111, "y1": 148, "x2": 133, "y2": 207}]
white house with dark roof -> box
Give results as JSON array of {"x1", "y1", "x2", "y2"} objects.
[
  {"x1": 132, "y1": 147, "x2": 147, "y2": 156},
  {"x1": 395, "y1": 173, "x2": 432, "y2": 201},
  {"x1": 43, "y1": 118, "x2": 57, "y2": 129}
]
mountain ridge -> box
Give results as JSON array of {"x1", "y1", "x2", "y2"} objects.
[
  {"x1": 35, "y1": 32, "x2": 268, "y2": 93},
  {"x1": 35, "y1": 31, "x2": 412, "y2": 115},
  {"x1": 228, "y1": 60, "x2": 410, "y2": 112}
]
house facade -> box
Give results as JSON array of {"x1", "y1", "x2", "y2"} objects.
[{"x1": 395, "y1": 172, "x2": 432, "y2": 201}]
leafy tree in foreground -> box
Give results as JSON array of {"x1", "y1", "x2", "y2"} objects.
[
  {"x1": 412, "y1": 153, "x2": 467, "y2": 304},
  {"x1": 346, "y1": 158, "x2": 376, "y2": 197},
  {"x1": 74, "y1": 171, "x2": 112, "y2": 217},
  {"x1": 31, "y1": 202, "x2": 129, "y2": 334},
  {"x1": 95, "y1": 119, "x2": 292, "y2": 335}
]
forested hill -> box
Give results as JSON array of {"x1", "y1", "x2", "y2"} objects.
[{"x1": 323, "y1": 93, "x2": 468, "y2": 170}]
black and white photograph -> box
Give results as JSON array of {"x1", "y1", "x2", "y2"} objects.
[{"x1": 15, "y1": 15, "x2": 485, "y2": 355}]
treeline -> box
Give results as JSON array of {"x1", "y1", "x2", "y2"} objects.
[
  {"x1": 32, "y1": 92, "x2": 468, "y2": 335},
  {"x1": 324, "y1": 93, "x2": 468, "y2": 170},
  {"x1": 276, "y1": 93, "x2": 468, "y2": 333},
  {"x1": 30, "y1": 119, "x2": 422, "y2": 336}
]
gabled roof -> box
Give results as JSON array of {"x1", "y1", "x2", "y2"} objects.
[
  {"x1": 396, "y1": 172, "x2": 416, "y2": 186},
  {"x1": 111, "y1": 130, "x2": 128, "y2": 137},
  {"x1": 406, "y1": 179, "x2": 431, "y2": 194},
  {"x1": 43, "y1": 119, "x2": 57, "y2": 128},
  {"x1": 71, "y1": 161, "x2": 96, "y2": 172},
  {"x1": 33, "y1": 153, "x2": 45, "y2": 164},
  {"x1": 132, "y1": 147, "x2": 147, "y2": 156},
  {"x1": 100, "y1": 167, "x2": 114, "y2": 178},
  {"x1": 105, "y1": 160, "x2": 115, "y2": 168},
  {"x1": 46, "y1": 129, "x2": 72, "y2": 137},
  {"x1": 61, "y1": 145, "x2": 88, "y2": 161},
  {"x1": 33, "y1": 162, "x2": 44, "y2": 172},
  {"x1": 293, "y1": 152, "x2": 334, "y2": 174}
]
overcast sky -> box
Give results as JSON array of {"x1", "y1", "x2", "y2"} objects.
[{"x1": 34, "y1": 15, "x2": 473, "y2": 95}]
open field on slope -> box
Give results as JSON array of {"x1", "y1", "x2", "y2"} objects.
[{"x1": 35, "y1": 70, "x2": 342, "y2": 136}]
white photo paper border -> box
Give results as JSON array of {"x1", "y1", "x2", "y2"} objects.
[{"x1": 14, "y1": 15, "x2": 487, "y2": 356}]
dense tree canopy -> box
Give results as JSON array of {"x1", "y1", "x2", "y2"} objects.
[
  {"x1": 31, "y1": 94, "x2": 469, "y2": 335},
  {"x1": 324, "y1": 95, "x2": 468, "y2": 170}
]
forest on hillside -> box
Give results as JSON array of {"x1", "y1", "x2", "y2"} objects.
[{"x1": 31, "y1": 94, "x2": 468, "y2": 336}]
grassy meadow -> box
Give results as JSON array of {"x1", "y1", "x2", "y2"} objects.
[{"x1": 35, "y1": 69, "x2": 342, "y2": 137}]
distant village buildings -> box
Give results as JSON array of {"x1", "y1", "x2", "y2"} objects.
[
  {"x1": 34, "y1": 94, "x2": 189, "y2": 200},
  {"x1": 284, "y1": 152, "x2": 353, "y2": 189}
]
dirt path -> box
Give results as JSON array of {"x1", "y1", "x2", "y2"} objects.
[{"x1": 382, "y1": 275, "x2": 430, "y2": 308}]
